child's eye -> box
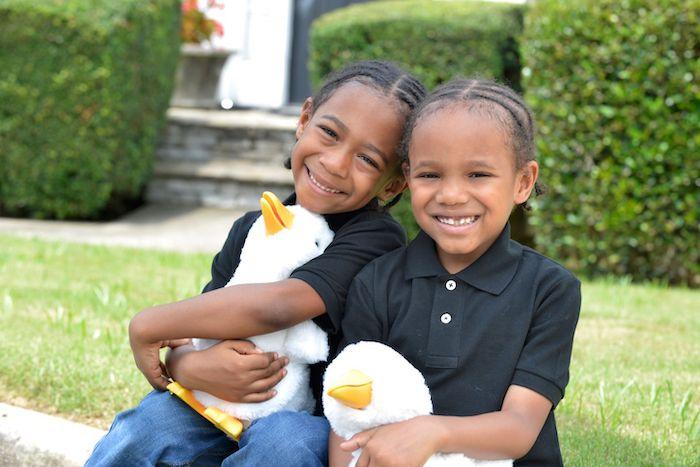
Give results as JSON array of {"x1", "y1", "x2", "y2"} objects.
[
  {"x1": 319, "y1": 126, "x2": 337, "y2": 139},
  {"x1": 357, "y1": 154, "x2": 379, "y2": 169},
  {"x1": 416, "y1": 172, "x2": 439, "y2": 179},
  {"x1": 469, "y1": 172, "x2": 490, "y2": 178}
]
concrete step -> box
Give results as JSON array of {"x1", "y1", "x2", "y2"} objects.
[
  {"x1": 147, "y1": 108, "x2": 297, "y2": 210},
  {"x1": 157, "y1": 107, "x2": 298, "y2": 166},
  {"x1": 147, "y1": 159, "x2": 294, "y2": 210}
]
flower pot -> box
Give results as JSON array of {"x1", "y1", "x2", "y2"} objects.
[{"x1": 171, "y1": 44, "x2": 232, "y2": 108}]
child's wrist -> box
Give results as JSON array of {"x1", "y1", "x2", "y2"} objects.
[{"x1": 421, "y1": 415, "x2": 450, "y2": 453}]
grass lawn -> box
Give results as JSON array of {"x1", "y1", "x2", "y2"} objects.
[{"x1": 1, "y1": 234, "x2": 698, "y2": 465}]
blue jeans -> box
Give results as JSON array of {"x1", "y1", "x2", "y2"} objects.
[{"x1": 86, "y1": 390, "x2": 329, "y2": 466}]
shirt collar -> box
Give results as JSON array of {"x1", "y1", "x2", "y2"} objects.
[{"x1": 405, "y1": 224, "x2": 522, "y2": 295}]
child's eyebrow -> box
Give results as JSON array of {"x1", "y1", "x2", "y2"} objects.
[
  {"x1": 467, "y1": 160, "x2": 498, "y2": 170},
  {"x1": 320, "y1": 115, "x2": 348, "y2": 133},
  {"x1": 411, "y1": 160, "x2": 438, "y2": 170},
  {"x1": 320, "y1": 114, "x2": 389, "y2": 165}
]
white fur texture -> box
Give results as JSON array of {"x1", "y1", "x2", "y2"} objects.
[
  {"x1": 191, "y1": 205, "x2": 334, "y2": 421},
  {"x1": 323, "y1": 342, "x2": 512, "y2": 467}
]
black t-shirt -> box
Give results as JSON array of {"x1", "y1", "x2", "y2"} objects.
[
  {"x1": 201, "y1": 194, "x2": 407, "y2": 413},
  {"x1": 339, "y1": 224, "x2": 581, "y2": 466}
]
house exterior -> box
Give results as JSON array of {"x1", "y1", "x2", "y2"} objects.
[{"x1": 207, "y1": 0, "x2": 369, "y2": 109}]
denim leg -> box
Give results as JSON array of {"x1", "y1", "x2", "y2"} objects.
[
  {"x1": 222, "y1": 411, "x2": 330, "y2": 467},
  {"x1": 86, "y1": 390, "x2": 236, "y2": 467}
]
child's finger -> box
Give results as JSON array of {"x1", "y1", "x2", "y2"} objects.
[
  {"x1": 226, "y1": 339, "x2": 262, "y2": 355},
  {"x1": 163, "y1": 338, "x2": 191, "y2": 349},
  {"x1": 249, "y1": 368, "x2": 286, "y2": 393},
  {"x1": 253, "y1": 356, "x2": 288, "y2": 379},
  {"x1": 340, "y1": 429, "x2": 374, "y2": 451},
  {"x1": 240, "y1": 389, "x2": 277, "y2": 403},
  {"x1": 244, "y1": 351, "x2": 279, "y2": 370}
]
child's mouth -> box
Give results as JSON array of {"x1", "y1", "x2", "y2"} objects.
[
  {"x1": 436, "y1": 216, "x2": 479, "y2": 226},
  {"x1": 307, "y1": 166, "x2": 342, "y2": 194}
]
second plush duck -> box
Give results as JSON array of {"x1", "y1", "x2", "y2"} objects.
[{"x1": 323, "y1": 341, "x2": 513, "y2": 467}]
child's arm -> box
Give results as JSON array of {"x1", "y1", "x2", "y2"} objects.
[
  {"x1": 130, "y1": 278, "x2": 324, "y2": 390},
  {"x1": 165, "y1": 339, "x2": 288, "y2": 402},
  {"x1": 340, "y1": 384, "x2": 552, "y2": 465}
]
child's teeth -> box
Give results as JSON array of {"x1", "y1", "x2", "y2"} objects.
[
  {"x1": 309, "y1": 171, "x2": 341, "y2": 193},
  {"x1": 437, "y1": 216, "x2": 477, "y2": 226}
]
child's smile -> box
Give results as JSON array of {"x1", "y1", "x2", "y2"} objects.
[
  {"x1": 291, "y1": 83, "x2": 405, "y2": 215},
  {"x1": 406, "y1": 107, "x2": 535, "y2": 273},
  {"x1": 305, "y1": 165, "x2": 344, "y2": 195}
]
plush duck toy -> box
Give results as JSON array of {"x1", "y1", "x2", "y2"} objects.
[
  {"x1": 168, "y1": 191, "x2": 334, "y2": 440},
  {"x1": 323, "y1": 341, "x2": 513, "y2": 467}
]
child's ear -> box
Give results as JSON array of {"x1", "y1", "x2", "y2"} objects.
[
  {"x1": 514, "y1": 160, "x2": 539, "y2": 205},
  {"x1": 296, "y1": 97, "x2": 314, "y2": 140},
  {"x1": 377, "y1": 171, "x2": 408, "y2": 202}
]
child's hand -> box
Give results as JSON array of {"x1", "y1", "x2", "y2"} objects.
[
  {"x1": 128, "y1": 321, "x2": 188, "y2": 390},
  {"x1": 340, "y1": 416, "x2": 444, "y2": 467},
  {"x1": 172, "y1": 339, "x2": 289, "y2": 403}
]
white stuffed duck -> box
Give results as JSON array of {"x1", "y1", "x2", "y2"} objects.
[
  {"x1": 168, "y1": 191, "x2": 334, "y2": 440},
  {"x1": 323, "y1": 341, "x2": 512, "y2": 467}
]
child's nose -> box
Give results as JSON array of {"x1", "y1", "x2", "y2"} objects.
[
  {"x1": 436, "y1": 183, "x2": 469, "y2": 205},
  {"x1": 319, "y1": 148, "x2": 351, "y2": 178}
]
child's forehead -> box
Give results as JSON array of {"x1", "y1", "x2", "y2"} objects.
[
  {"x1": 318, "y1": 81, "x2": 405, "y2": 117},
  {"x1": 414, "y1": 104, "x2": 509, "y2": 142},
  {"x1": 408, "y1": 107, "x2": 515, "y2": 166}
]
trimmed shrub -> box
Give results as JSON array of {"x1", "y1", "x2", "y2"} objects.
[
  {"x1": 310, "y1": 0, "x2": 531, "y2": 243},
  {"x1": 523, "y1": 0, "x2": 699, "y2": 286},
  {"x1": 310, "y1": 0, "x2": 523, "y2": 91},
  {"x1": 0, "y1": 0, "x2": 181, "y2": 219}
]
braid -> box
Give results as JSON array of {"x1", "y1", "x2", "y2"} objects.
[{"x1": 312, "y1": 60, "x2": 425, "y2": 116}]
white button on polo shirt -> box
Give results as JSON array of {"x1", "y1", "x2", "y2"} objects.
[
  {"x1": 440, "y1": 312, "x2": 452, "y2": 324},
  {"x1": 446, "y1": 280, "x2": 456, "y2": 291}
]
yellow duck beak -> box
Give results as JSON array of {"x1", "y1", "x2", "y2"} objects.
[
  {"x1": 327, "y1": 369, "x2": 373, "y2": 410},
  {"x1": 260, "y1": 191, "x2": 294, "y2": 236}
]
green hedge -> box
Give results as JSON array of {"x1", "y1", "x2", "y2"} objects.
[
  {"x1": 310, "y1": 0, "x2": 531, "y2": 243},
  {"x1": 523, "y1": 0, "x2": 699, "y2": 286},
  {"x1": 309, "y1": 0, "x2": 524, "y2": 91},
  {"x1": 0, "y1": 0, "x2": 180, "y2": 219}
]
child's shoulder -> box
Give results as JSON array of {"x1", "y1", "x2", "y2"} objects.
[
  {"x1": 519, "y1": 242, "x2": 581, "y2": 289},
  {"x1": 355, "y1": 241, "x2": 410, "y2": 281}
]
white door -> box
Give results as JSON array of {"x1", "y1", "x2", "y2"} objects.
[{"x1": 210, "y1": 0, "x2": 294, "y2": 109}]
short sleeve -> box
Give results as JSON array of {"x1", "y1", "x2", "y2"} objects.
[
  {"x1": 201, "y1": 211, "x2": 259, "y2": 293},
  {"x1": 291, "y1": 213, "x2": 405, "y2": 334},
  {"x1": 336, "y1": 271, "x2": 386, "y2": 356},
  {"x1": 511, "y1": 273, "x2": 581, "y2": 407}
]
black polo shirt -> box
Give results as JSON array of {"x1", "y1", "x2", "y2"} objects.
[
  {"x1": 339, "y1": 224, "x2": 581, "y2": 466},
  {"x1": 201, "y1": 193, "x2": 407, "y2": 413}
]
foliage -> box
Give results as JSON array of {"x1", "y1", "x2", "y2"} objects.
[
  {"x1": 181, "y1": 0, "x2": 223, "y2": 44},
  {"x1": 0, "y1": 0, "x2": 181, "y2": 219},
  {"x1": 522, "y1": 0, "x2": 700, "y2": 286},
  {"x1": 309, "y1": 0, "x2": 524, "y2": 92}
]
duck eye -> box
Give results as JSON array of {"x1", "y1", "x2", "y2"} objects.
[{"x1": 315, "y1": 240, "x2": 320, "y2": 247}]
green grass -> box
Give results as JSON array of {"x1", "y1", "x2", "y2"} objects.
[
  {"x1": 1, "y1": 234, "x2": 698, "y2": 464},
  {"x1": 0, "y1": 234, "x2": 212, "y2": 428}
]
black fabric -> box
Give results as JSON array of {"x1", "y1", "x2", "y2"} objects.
[
  {"x1": 200, "y1": 193, "x2": 407, "y2": 415},
  {"x1": 339, "y1": 224, "x2": 581, "y2": 466}
]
